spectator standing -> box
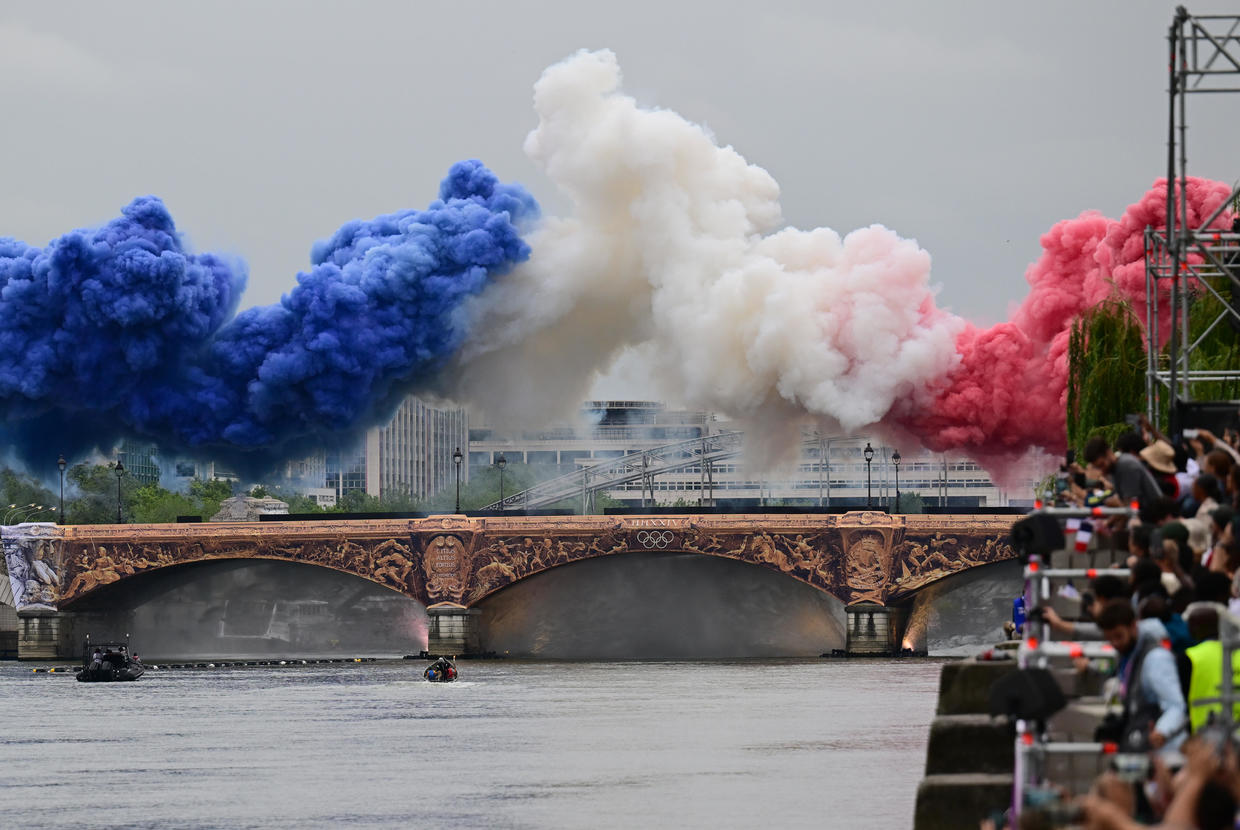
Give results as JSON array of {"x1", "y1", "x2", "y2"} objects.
[{"x1": 1096, "y1": 601, "x2": 1187, "y2": 756}]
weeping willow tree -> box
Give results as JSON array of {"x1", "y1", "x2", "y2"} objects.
[
  {"x1": 1067, "y1": 275, "x2": 1240, "y2": 453},
  {"x1": 1066, "y1": 298, "x2": 1148, "y2": 453}
]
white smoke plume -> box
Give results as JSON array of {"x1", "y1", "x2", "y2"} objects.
[{"x1": 451, "y1": 49, "x2": 963, "y2": 454}]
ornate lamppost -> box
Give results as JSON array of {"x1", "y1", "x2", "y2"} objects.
[
  {"x1": 111, "y1": 460, "x2": 126, "y2": 523},
  {"x1": 863, "y1": 442, "x2": 874, "y2": 508},
  {"x1": 57, "y1": 454, "x2": 66, "y2": 522},
  {"x1": 496, "y1": 453, "x2": 507, "y2": 510},
  {"x1": 452, "y1": 447, "x2": 463, "y2": 513},
  {"x1": 892, "y1": 449, "x2": 901, "y2": 513}
]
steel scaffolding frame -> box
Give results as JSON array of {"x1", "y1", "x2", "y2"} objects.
[{"x1": 1146, "y1": 8, "x2": 1240, "y2": 432}]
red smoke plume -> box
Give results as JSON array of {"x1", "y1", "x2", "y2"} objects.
[{"x1": 901, "y1": 177, "x2": 1233, "y2": 462}]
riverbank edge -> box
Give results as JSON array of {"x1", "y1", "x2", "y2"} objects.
[{"x1": 913, "y1": 651, "x2": 1018, "y2": 829}]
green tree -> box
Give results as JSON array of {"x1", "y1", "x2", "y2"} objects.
[
  {"x1": 129, "y1": 483, "x2": 200, "y2": 524},
  {"x1": 592, "y1": 491, "x2": 626, "y2": 513},
  {"x1": 1067, "y1": 277, "x2": 1240, "y2": 450},
  {"x1": 189, "y1": 478, "x2": 234, "y2": 521},
  {"x1": 896, "y1": 492, "x2": 925, "y2": 513},
  {"x1": 66, "y1": 463, "x2": 142, "y2": 524},
  {"x1": 1066, "y1": 298, "x2": 1147, "y2": 454},
  {"x1": 422, "y1": 462, "x2": 541, "y2": 512},
  {"x1": 333, "y1": 489, "x2": 384, "y2": 513},
  {"x1": 249, "y1": 485, "x2": 270, "y2": 499},
  {"x1": 0, "y1": 469, "x2": 57, "y2": 522},
  {"x1": 281, "y1": 493, "x2": 325, "y2": 514}
]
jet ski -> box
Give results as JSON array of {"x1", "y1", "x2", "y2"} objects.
[
  {"x1": 77, "y1": 639, "x2": 144, "y2": 683},
  {"x1": 424, "y1": 656, "x2": 458, "y2": 682}
]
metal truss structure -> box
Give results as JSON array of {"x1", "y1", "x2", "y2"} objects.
[
  {"x1": 481, "y1": 431, "x2": 863, "y2": 513},
  {"x1": 1146, "y1": 8, "x2": 1240, "y2": 432}
]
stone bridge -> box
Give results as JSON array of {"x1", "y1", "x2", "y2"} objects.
[{"x1": 3, "y1": 511, "x2": 1018, "y2": 657}]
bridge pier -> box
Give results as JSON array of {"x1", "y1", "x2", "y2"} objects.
[
  {"x1": 17, "y1": 609, "x2": 74, "y2": 660},
  {"x1": 844, "y1": 603, "x2": 908, "y2": 657},
  {"x1": 426, "y1": 605, "x2": 481, "y2": 657}
]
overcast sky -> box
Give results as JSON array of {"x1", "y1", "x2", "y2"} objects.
[{"x1": 2, "y1": 1, "x2": 1236, "y2": 330}]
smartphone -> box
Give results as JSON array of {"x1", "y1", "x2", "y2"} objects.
[
  {"x1": 1125, "y1": 413, "x2": 1142, "y2": 427},
  {"x1": 1184, "y1": 428, "x2": 1200, "y2": 439}
]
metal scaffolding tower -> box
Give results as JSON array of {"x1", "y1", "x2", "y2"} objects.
[{"x1": 1146, "y1": 7, "x2": 1240, "y2": 433}]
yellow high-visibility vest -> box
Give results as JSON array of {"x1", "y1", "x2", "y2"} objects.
[{"x1": 1186, "y1": 639, "x2": 1240, "y2": 733}]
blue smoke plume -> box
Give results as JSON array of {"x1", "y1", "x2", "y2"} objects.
[{"x1": 0, "y1": 160, "x2": 537, "y2": 473}]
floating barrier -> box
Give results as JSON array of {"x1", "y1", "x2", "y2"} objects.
[{"x1": 32, "y1": 657, "x2": 380, "y2": 673}]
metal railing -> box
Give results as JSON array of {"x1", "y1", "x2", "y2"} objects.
[
  {"x1": 1012, "y1": 506, "x2": 1136, "y2": 818},
  {"x1": 480, "y1": 432, "x2": 875, "y2": 511}
]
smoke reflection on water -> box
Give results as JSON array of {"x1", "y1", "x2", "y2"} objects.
[
  {"x1": 477, "y1": 553, "x2": 846, "y2": 658},
  {"x1": 68, "y1": 560, "x2": 427, "y2": 659}
]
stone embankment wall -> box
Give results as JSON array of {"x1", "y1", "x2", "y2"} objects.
[{"x1": 914, "y1": 654, "x2": 1017, "y2": 829}]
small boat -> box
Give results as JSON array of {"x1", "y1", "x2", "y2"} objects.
[
  {"x1": 77, "y1": 639, "x2": 145, "y2": 683},
  {"x1": 424, "y1": 657, "x2": 458, "y2": 683}
]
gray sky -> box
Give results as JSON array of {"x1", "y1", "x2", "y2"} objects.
[{"x1": 1, "y1": 1, "x2": 1236, "y2": 328}]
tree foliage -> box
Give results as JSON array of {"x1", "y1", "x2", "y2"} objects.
[
  {"x1": 0, "y1": 469, "x2": 58, "y2": 522},
  {"x1": 189, "y1": 478, "x2": 235, "y2": 521},
  {"x1": 1067, "y1": 273, "x2": 1240, "y2": 451},
  {"x1": 896, "y1": 492, "x2": 925, "y2": 514},
  {"x1": 1066, "y1": 299, "x2": 1148, "y2": 454}
]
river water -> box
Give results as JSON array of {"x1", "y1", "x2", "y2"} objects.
[{"x1": 0, "y1": 658, "x2": 943, "y2": 829}]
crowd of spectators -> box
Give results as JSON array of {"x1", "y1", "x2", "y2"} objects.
[{"x1": 1003, "y1": 416, "x2": 1240, "y2": 828}]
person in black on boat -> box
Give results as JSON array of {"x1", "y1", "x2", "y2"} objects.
[{"x1": 428, "y1": 656, "x2": 456, "y2": 680}]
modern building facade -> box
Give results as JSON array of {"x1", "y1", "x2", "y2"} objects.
[
  {"x1": 284, "y1": 396, "x2": 469, "y2": 503},
  {"x1": 468, "y1": 401, "x2": 1035, "y2": 508}
]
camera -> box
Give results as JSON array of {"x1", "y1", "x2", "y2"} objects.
[
  {"x1": 1125, "y1": 413, "x2": 1143, "y2": 427},
  {"x1": 1028, "y1": 605, "x2": 1047, "y2": 623},
  {"x1": 1183, "y1": 428, "x2": 1200, "y2": 439}
]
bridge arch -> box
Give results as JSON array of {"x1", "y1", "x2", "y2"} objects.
[
  {"x1": 59, "y1": 552, "x2": 417, "y2": 611},
  {"x1": 463, "y1": 543, "x2": 848, "y2": 608},
  {"x1": 58, "y1": 556, "x2": 429, "y2": 658},
  {"x1": 471, "y1": 549, "x2": 849, "y2": 658}
]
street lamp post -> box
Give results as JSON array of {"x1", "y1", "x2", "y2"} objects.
[
  {"x1": 111, "y1": 460, "x2": 126, "y2": 523},
  {"x1": 892, "y1": 449, "x2": 901, "y2": 513},
  {"x1": 496, "y1": 453, "x2": 507, "y2": 510},
  {"x1": 5, "y1": 503, "x2": 38, "y2": 524},
  {"x1": 863, "y1": 442, "x2": 874, "y2": 508},
  {"x1": 817, "y1": 436, "x2": 824, "y2": 508},
  {"x1": 57, "y1": 456, "x2": 66, "y2": 521},
  {"x1": 452, "y1": 447, "x2": 463, "y2": 513}
]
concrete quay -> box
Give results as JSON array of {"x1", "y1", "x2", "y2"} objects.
[{"x1": 913, "y1": 654, "x2": 1018, "y2": 829}]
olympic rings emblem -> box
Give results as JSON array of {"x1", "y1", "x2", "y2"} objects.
[{"x1": 635, "y1": 530, "x2": 675, "y2": 549}]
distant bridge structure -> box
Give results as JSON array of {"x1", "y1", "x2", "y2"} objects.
[
  {"x1": 3, "y1": 511, "x2": 1018, "y2": 659},
  {"x1": 484, "y1": 431, "x2": 870, "y2": 511}
]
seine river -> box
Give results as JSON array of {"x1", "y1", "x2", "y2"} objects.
[{"x1": 0, "y1": 658, "x2": 943, "y2": 829}]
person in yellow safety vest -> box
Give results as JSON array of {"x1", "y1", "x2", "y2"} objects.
[{"x1": 1185, "y1": 604, "x2": 1240, "y2": 733}]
